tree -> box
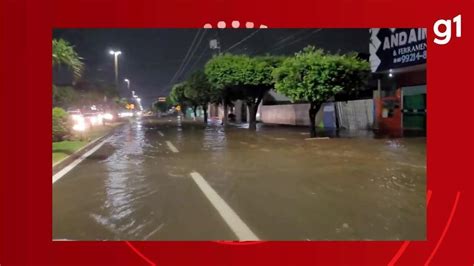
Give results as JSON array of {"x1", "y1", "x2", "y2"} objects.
[
  {"x1": 169, "y1": 82, "x2": 190, "y2": 117},
  {"x1": 52, "y1": 38, "x2": 84, "y2": 81},
  {"x1": 184, "y1": 71, "x2": 217, "y2": 123},
  {"x1": 153, "y1": 97, "x2": 173, "y2": 113},
  {"x1": 273, "y1": 46, "x2": 370, "y2": 137},
  {"x1": 205, "y1": 54, "x2": 282, "y2": 129}
]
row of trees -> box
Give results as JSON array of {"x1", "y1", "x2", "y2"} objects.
[
  {"x1": 170, "y1": 46, "x2": 370, "y2": 137},
  {"x1": 53, "y1": 81, "x2": 121, "y2": 109},
  {"x1": 169, "y1": 55, "x2": 282, "y2": 129},
  {"x1": 169, "y1": 71, "x2": 219, "y2": 123}
]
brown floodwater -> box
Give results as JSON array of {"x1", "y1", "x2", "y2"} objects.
[{"x1": 53, "y1": 116, "x2": 426, "y2": 240}]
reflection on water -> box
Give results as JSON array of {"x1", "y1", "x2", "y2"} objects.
[
  {"x1": 202, "y1": 126, "x2": 227, "y2": 152},
  {"x1": 53, "y1": 118, "x2": 425, "y2": 240},
  {"x1": 90, "y1": 120, "x2": 157, "y2": 238}
]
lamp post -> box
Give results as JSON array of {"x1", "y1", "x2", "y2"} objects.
[
  {"x1": 124, "y1": 78, "x2": 130, "y2": 89},
  {"x1": 109, "y1": 50, "x2": 122, "y2": 88},
  {"x1": 124, "y1": 78, "x2": 131, "y2": 97}
]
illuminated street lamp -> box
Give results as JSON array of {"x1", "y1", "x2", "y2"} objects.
[
  {"x1": 109, "y1": 50, "x2": 122, "y2": 88},
  {"x1": 124, "y1": 79, "x2": 131, "y2": 96}
]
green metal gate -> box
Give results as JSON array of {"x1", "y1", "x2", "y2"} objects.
[{"x1": 402, "y1": 85, "x2": 426, "y2": 130}]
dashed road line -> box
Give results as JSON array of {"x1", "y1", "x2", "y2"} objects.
[
  {"x1": 189, "y1": 171, "x2": 259, "y2": 241},
  {"x1": 158, "y1": 131, "x2": 164, "y2": 137},
  {"x1": 165, "y1": 141, "x2": 179, "y2": 153},
  {"x1": 53, "y1": 137, "x2": 111, "y2": 184}
]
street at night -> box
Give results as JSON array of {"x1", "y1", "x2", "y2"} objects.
[
  {"x1": 53, "y1": 117, "x2": 425, "y2": 240},
  {"x1": 51, "y1": 28, "x2": 427, "y2": 241},
  {"x1": 4, "y1": 0, "x2": 474, "y2": 264}
]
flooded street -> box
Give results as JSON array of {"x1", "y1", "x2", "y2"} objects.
[{"x1": 53, "y1": 117, "x2": 426, "y2": 240}]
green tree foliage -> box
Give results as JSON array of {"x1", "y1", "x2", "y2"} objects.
[
  {"x1": 52, "y1": 107, "x2": 70, "y2": 142},
  {"x1": 53, "y1": 81, "x2": 119, "y2": 111},
  {"x1": 53, "y1": 85, "x2": 78, "y2": 108},
  {"x1": 273, "y1": 46, "x2": 370, "y2": 137},
  {"x1": 184, "y1": 71, "x2": 216, "y2": 123},
  {"x1": 169, "y1": 82, "x2": 190, "y2": 117},
  {"x1": 153, "y1": 97, "x2": 173, "y2": 113},
  {"x1": 52, "y1": 38, "x2": 84, "y2": 80},
  {"x1": 205, "y1": 54, "x2": 282, "y2": 128}
]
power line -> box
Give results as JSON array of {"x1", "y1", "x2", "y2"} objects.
[
  {"x1": 270, "y1": 29, "x2": 323, "y2": 52},
  {"x1": 223, "y1": 29, "x2": 261, "y2": 53},
  {"x1": 185, "y1": 46, "x2": 211, "y2": 76},
  {"x1": 168, "y1": 29, "x2": 203, "y2": 85},
  {"x1": 271, "y1": 29, "x2": 309, "y2": 48},
  {"x1": 173, "y1": 30, "x2": 208, "y2": 82},
  {"x1": 251, "y1": 29, "x2": 310, "y2": 55}
]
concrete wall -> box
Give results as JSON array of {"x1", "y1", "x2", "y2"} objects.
[
  {"x1": 260, "y1": 103, "x2": 325, "y2": 126},
  {"x1": 261, "y1": 99, "x2": 374, "y2": 130}
]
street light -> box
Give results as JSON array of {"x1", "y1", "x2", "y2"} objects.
[
  {"x1": 109, "y1": 50, "x2": 122, "y2": 88},
  {"x1": 124, "y1": 78, "x2": 130, "y2": 94}
]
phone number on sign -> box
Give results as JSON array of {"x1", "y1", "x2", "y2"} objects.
[{"x1": 393, "y1": 50, "x2": 427, "y2": 64}]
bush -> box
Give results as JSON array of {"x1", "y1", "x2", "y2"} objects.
[{"x1": 52, "y1": 107, "x2": 70, "y2": 142}]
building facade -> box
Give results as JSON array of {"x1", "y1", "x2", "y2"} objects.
[{"x1": 370, "y1": 28, "x2": 427, "y2": 136}]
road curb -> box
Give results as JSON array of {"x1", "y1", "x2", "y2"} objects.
[{"x1": 52, "y1": 124, "x2": 123, "y2": 175}]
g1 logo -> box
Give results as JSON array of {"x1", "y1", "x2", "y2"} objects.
[{"x1": 433, "y1": 14, "x2": 461, "y2": 45}]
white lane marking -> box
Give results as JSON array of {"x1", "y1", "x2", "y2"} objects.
[
  {"x1": 189, "y1": 171, "x2": 259, "y2": 241},
  {"x1": 52, "y1": 137, "x2": 110, "y2": 184},
  {"x1": 144, "y1": 223, "x2": 165, "y2": 240},
  {"x1": 158, "y1": 130, "x2": 164, "y2": 137},
  {"x1": 165, "y1": 141, "x2": 179, "y2": 153}
]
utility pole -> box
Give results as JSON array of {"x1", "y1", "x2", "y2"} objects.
[{"x1": 209, "y1": 36, "x2": 227, "y2": 125}]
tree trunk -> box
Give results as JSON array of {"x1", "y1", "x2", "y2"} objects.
[
  {"x1": 193, "y1": 106, "x2": 197, "y2": 120},
  {"x1": 222, "y1": 100, "x2": 228, "y2": 126},
  {"x1": 181, "y1": 104, "x2": 187, "y2": 118},
  {"x1": 203, "y1": 104, "x2": 208, "y2": 124},
  {"x1": 247, "y1": 96, "x2": 262, "y2": 131},
  {"x1": 247, "y1": 102, "x2": 256, "y2": 130},
  {"x1": 308, "y1": 102, "x2": 321, "y2": 138}
]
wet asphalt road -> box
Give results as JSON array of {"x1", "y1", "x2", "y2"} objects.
[{"x1": 53, "y1": 116, "x2": 426, "y2": 240}]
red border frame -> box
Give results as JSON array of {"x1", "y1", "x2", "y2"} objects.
[{"x1": 1, "y1": 0, "x2": 473, "y2": 265}]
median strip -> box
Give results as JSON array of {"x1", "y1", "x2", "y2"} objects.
[
  {"x1": 53, "y1": 137, "x2": 110, "y2": 184},
  {"x1": 165, "y1": 141, "x2": 179, "y2": 153},
  {"x1": 189, "y1": 171, "x2": 259, "y2": 241}
]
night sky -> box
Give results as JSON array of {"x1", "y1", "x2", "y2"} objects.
[{"x1": 53, "y1": 29, "x2": 369, "y2": 108}]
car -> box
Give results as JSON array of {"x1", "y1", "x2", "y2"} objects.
[
  {"x1": 67, "y1": 109, "x2": 82, "y2": 120},
  {"x1": 82, "y1": 112, "x2": 104, "y2": 127}
]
